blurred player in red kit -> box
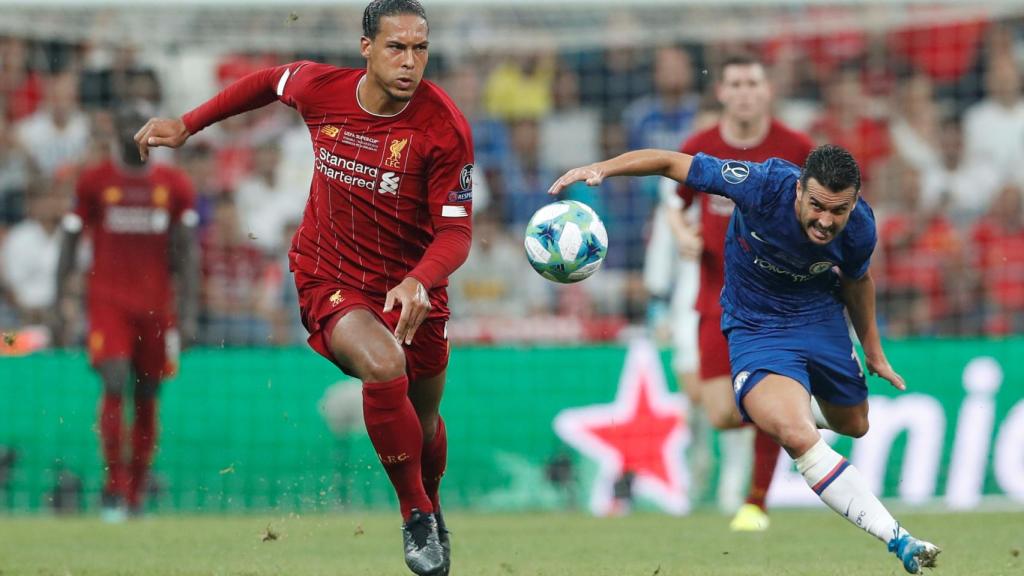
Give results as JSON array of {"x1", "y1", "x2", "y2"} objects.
[
  {"x1": 673, "y1": 53, "x2": 813, "y2": 530},
  {"x1": 56, "y1": 106, "x2": 199, "y2": 522},
  {"x1": 134, "y1": 1, "x2": 472, "y2": 574}
]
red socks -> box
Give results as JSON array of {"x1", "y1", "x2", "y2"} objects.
[
  {"x1": 127, "y1": 397, "x2": 158, "y2": 507},
  {"x1": 99, "y1": 394, "x2": 125, "y2": 495},
  {"x1": 421, "y1": 416, "x2": 448, "y2": 511},
  {"x1": 362, "y1": 375, "x2": 432, "y2": 519},
  {"x1": 747, "y1": 427, "x2": 782, "y2": 510}
]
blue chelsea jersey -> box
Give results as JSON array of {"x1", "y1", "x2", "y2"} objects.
[{"x1": 684, "y1": 153, "x2": 877, "y2": 329}]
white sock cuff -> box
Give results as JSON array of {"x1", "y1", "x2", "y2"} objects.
[{"x1": 794, "y1": 438, "x2": 834, "y2": 475}]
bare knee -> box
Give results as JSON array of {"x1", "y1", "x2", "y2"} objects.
[
  {"x1": 359, "y1": 351, "x2": 406, "y2": 383},
  {"x1": 420, "y1": 414, "x2": 439, "y2": 442},
  {"x1": 769, "y1": 421, "x2": 820, "y2": 457},
  {"x1": 834, "y1": 415, "x2": 870, "y2": 438},
  {"x1": 706, "y1": 402, "x2": 742, "y2": 429}
]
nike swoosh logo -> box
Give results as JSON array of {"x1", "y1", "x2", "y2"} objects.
[
  {"x1": 751, "y1": 230, "x2": 768, "y2": 243},
  {"x1": 844, "y1": 499, "x2": 853, "y2": 518}
]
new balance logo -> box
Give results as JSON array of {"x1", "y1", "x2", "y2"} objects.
[{"x1": 379, "y1": 172, "x2": 400, "y2": 195}]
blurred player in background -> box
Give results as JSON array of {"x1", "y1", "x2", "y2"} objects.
[
  {"x1": 550, "y1": 145, "x2": 940, "y2": 574},
  {"x1": 133, "y1": 1, "x2": 472, "y2": 574},
  {"x1": 673, "y1": 52, "x2": 814, "y2": 530},
  {"x1": 55, "y1": 106, "x2": 199, "y2": 521}
]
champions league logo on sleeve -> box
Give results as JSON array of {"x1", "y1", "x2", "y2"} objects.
[
  {"x1": 721, "y1": 161, "x2": 750, "y2": 184},
  {"x1": 459, "y1": 164, "x2": 474, "y2": 191}
]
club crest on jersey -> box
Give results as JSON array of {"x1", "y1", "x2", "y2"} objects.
[
  {"x1": 721, "y1": 161, "x2": 750, "y2": 184},
  {"x1": 459, "y1": 164, "x2": 474, "y2": 190},
  {"x1": 385, "y1": 138, "x2": 408, "y2": 169},
  {"x1": 152, "y1": 185, "x2": 169, "y2": 207},
  {"x1": 320, "y1": 125, "x2": 340, "y2": 138},
  {"x1": 809, "y1": 261, "x2": 834, "y2": 275},
  {"x1": 103, "y1": 186, "x2": 122, "y2": 204}
]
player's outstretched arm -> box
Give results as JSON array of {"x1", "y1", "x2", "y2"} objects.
[
  {"x1": 136, "y1": 64, "x2": 302, "y2": 162},
  {"x1": 548, "y1": 150, "x2": 694, "y2": 196},
  {"x1": 841, "y1": 270, "x2": 906, "y2": 391}
]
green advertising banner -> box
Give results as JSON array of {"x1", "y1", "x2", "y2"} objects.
[{"x1": 0, "y1": 339, "x2": 1022, "y2": 515}]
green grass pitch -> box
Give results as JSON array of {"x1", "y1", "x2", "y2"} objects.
[{"x1": 0, "y1": 510, "x2": 1020, "y2": 575}]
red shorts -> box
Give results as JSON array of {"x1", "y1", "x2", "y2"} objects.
[
  {"x1": 296, "y1": 275, "x2": 449, "y2": 383},
  {"x1": 88, "y1": 300, "x2": 177, "y2": 379},
  {"x1": 698, "y1": 312, "x2": 731, "y2": 381}
]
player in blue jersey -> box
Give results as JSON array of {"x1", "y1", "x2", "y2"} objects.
[{"x1": 548, "y1": 145, "x2": 940, "y2": 574}]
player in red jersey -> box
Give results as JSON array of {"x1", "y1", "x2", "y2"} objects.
[
  {"x1": 55, "y1": 106, "x2": 199, "y2": 522},
  {"x1": 134, "y1": 2, "x2": 470, "y2": 574},
  {"x1": 673, "y1": 53, "x2": 814, "y2": 531}
]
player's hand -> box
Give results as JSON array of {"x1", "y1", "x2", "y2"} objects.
[
  {"x1": 384, "y1": 277, "x2": 431, "y2": 345},
  {"x1": 867, "y1": 355, "x2": 906, "y2": 391},
  {"x1": 133, "y1": 117, "x2": 190, "y2": 162},
  {"x1": 547, "y1": 164, "x2": 605, "y2": 196}
]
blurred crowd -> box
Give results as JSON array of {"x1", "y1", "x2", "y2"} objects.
[{"x1": 2, "y1": 14, "x2": 1024, "y2": 347}]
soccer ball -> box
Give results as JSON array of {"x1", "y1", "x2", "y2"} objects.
[{"x1": 524, "y1": 200, "x2": 608, "y2": 283}]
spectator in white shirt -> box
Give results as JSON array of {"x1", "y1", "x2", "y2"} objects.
[
  {"x1": 1, "y1": 178, "x2": 69, "y2": 325},
  {"x1": 962, "y1": 54, "x2": 1024, "y2": 204},
  {"x1": 14, "y1": 72, "x2": 90, "y2": 176}
]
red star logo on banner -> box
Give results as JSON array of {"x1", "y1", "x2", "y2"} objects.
[{"x1": 554, "y1": 339, "x2": 690, "y2": 515}]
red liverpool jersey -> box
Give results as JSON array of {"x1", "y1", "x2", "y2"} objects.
[
  {"x1": 183, "y1": 62, "x2": 474, "y2": 314},
  {"x1": 677, "y1": 120, "x2": 813, "y2": 315},
  {"x1": 73, "y1": 160, "x2": 196, "y2": 314}
]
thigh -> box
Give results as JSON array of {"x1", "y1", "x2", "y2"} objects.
[
  {"x1": 742, "y1": 373, "x2": 819, "y2": 456},
  {"x1": 328, "y1": 308, "x2": 405, "y2": 381},
  {"x1": 133, "y1": 313, "x2": 176, "y2": 381},
  {"x1": 88, "y1": 301, "x2": 133, "y2": 367}
]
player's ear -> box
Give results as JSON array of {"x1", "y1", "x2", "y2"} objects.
[{"x1": 360, "y1": 36, "x2": 372, "y2": 59}]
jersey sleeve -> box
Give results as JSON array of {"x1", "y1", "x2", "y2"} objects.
[
  {"x1": 182, "y1": 61, "x2": 331, "y2": 134},
  {"x1": 675, "y1": 139, "x2": 702, "y2": 209},
  {"x1": 683, "y1": 153, "x2": 770, "y2": 213},
  {"x1": 840, "y1": 204, "x2": 878, "y2": 280},
  {"x1": 406, "y1": 119, "x2": 475, "y2": 290}
]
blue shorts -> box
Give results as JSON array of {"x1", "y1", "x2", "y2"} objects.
[{"x1": 724, "y1": 311, "x2": 867, "y2": 422}]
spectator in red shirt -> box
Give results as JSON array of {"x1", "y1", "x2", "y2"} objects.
[
  {"x1": 810, "y1": 66, "x2": 891, "y2": 188},
  {"x1": 199, "y1": 194, "x2": 274, "y2": 346},
  {"x1": 971, "y1": 183, "x2": 1024, "y2": 335},
  {"x1": 877, "y1": 164, "x2": 965, "y2": 335}
]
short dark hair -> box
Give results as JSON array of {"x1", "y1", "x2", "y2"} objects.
[
  {"x1": 362, "y1": 0, "x2": 428, "y2": 39},
  {"x1": 800, "y1": 144, "x2": 861, "y2": 194},
  {"x1": 719, "y1": 51, "x2": 763, "y2": 75}
]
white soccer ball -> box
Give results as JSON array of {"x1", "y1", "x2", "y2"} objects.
[{"x1": 524, "y1": 200, "x2": 608, "y2": 284}]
